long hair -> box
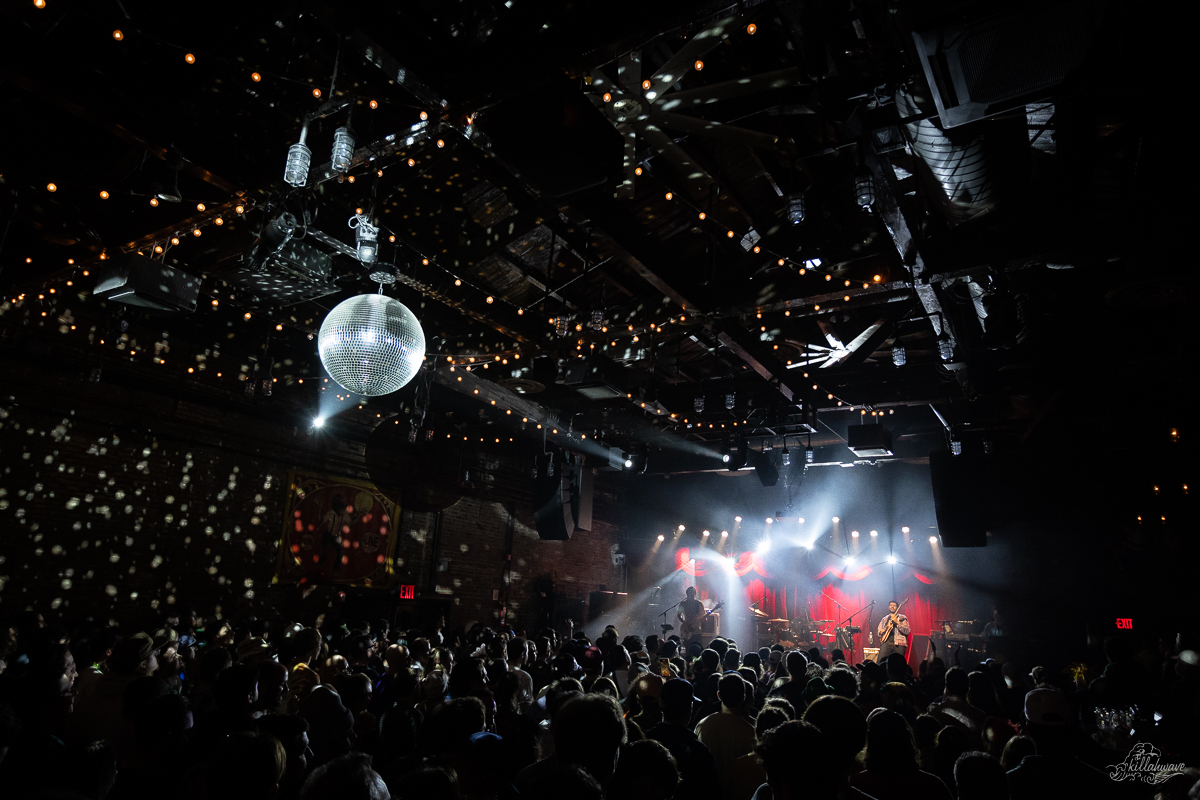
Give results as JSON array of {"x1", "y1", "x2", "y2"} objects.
[{"x1": 863, "y1": 710, "x2": 920, "y2": 774}]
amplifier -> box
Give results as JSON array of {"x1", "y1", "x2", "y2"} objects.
[{"x1": 863, "y1": 647, "x2": 880, "y2": 663}]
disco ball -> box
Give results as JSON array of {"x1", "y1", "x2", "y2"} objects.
[{"x1": 318, "y1": 294, "x2": 425, "y2": 396}]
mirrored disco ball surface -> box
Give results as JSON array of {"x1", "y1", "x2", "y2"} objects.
[{"x1": 318, "y1": 294, "x2": 425, "y2": 396}]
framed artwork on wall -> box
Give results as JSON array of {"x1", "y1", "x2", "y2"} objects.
[{"x1": 273, "y1": 469, "x2": 399, "y2": 588}]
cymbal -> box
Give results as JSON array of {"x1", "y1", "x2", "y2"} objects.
[
  {"x1": 769, "y1": 618, "x2": 790, "y2": 623},
  {"x1": 751, "y1": 609, "x2": 769, "y2": 618},
  {"x1": 813, "y1": 620, "x2": 833, "y2": 623},
  {"x1": 820, "y1": 633, "x2": 836, "y2": 639}
]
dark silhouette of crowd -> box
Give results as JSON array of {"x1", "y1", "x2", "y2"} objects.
[{"x1": 1, "y1": 605, "x2": 1197, "y2": 799}]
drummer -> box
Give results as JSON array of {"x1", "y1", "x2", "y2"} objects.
[{"x1": 791, "y1": 607, "x2": 817, "y2": 644}]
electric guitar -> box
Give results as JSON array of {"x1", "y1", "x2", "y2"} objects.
[
  {"x1": 679, "y1": 602, "x2": 724, "y2": 637},
  {"x1": 881, "y1": 598, "x2": 909, "y2": 642}
]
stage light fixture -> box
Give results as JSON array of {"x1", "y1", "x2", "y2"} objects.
[
  {"x1": 702, "y1": 530, "x2": 710, "y2": 537},
  {"x1": 950, "y1": 441, "x2": 963, "y2": 456},
  {"x1": 657, "y1": 534, "x2": 665, "y2": 542},
  {"x1": 678, "y1": 525, "x2": 686, "y2": 532},
  {"x1": 721, "y1": 530, "x2": 729, "y2": 537},
  {"x1": 844, "y1": 555, "x2": 855, "y2": 566},
  {"x1": 832, "y1": 516, "x2": 839, "y2": 523},
  {"x1": 765, "y1": 518, "x2": 773, "y2": 524},
  {"x1": 624, "y1": 458, "x2": 633, "y2": 468},
  {"x1": 725, "y1": 393, "x2": 735, "y2": 410},
  {"x1": 781, "y1": 446, "x2": 791, "y2": 466},
  {"x1": 734, "y1": 516, "x2": 742, "y2": 522},
  {"x1": 350, "y1": 213, "x2": 379, "y2": 264},
  {"x1": 722, "y1": 453, "x2": 731, "y2": 463},
  {"x1": 757, "y1": 539, "x2": 771, "y2": 554},
  {"x1": 694, "y1": 396, "x2": 705, "y2": 413},
  {"x1": 887, "y1": 554, "x2": 897, "y2": 564},
  {"x1": 869, "y1": 530, "x2": 878, "y2": 537},
  {"x1": 313, "y1": 416, "x2": 326, "y2": 428},
  {"x1": 806, "y1": 448, "x2": 815, "y2": 464},
  {"x1": 851, "y1": 530, "x2": 859, "y2": 538},
  {"x1": 929, "y1": 535, "x2": 938, "y2": 544},
  {"x1": 892, "y1": 345, "x2": 906, "y2": 366}
]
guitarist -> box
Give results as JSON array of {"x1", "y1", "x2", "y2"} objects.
[
  {"x1": 678, "y1": 586, "x2": 707, "y2": 641},
  {"x1": 876, "y1": 600, "x2": 911, "y2": 662}
]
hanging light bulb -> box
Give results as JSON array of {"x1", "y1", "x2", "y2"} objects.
[
  {"x1": 725, "y1": 393, "x2": 735, "y2": 410},
  {"x1": 590, "y1": 309, "x2": 604, "y2": 330},
  {"x1": 331, "y1": 126, "x2": 356, "y2": 174},
  {"x1": 555, "y1": 316, "x2": 569, "y2": 337},
  {"x1": 938, "y1": 335, "x2": 954, "y2": 361},
  {"x1": 786, "y1": 193, "x2": 806, "y2": 224},
  {"x1": 350, "y1": 213, "x2": 379, "y2": 264},
  {"x1": 854, "y1": 171, "x2": 876, "y2": 210},
  {"x1": 694, "y1": 396, "x2": 705, "y2": 413},
  {"x1": 806, "y1": 448, "x2": 815, "y2": 464},
  {"x1": 781, "y1": 446, "x2": 791, "y2": 466},
  {"x1": 892, "y1": 345, "x2": 906, "y2": 366},
  {"x1": 284, "y1": 122, "x2": 311, "y2": 187}
]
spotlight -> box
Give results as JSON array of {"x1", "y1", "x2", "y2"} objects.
[
  {"x1": 678, "y1": 525, "x2": 686, "y2": 532},
  {"x1": 803, "y1": 541, "x2": 813, "y2": 549},
  {"x1": 350, "y1": 213, "x2": 379, "y2": 264},
  {"x1": 765, "y1": 518, "x2": 773, "y2": 524},
  {"x1": 721, "y1": 531, "x2": 729, "y2": 538},
  {"x1": 869, "y1": 530, "x2": 878, "y2": 537},
  {"x1": 892, "y1": 345, "x2": 906, "y2": 366},
  {"x1": 929, "y1": 535, "x2": 938, "y2": 544},
  {"x1": 331, "y1": 126, "x2": 356, "y2": 173},
  {"x1": 851, "y1": 530, "x2": 859, "y2": 538},
  {"x1": 723, "y1": 557, "x2": 736, "y2": 572},
  {"x1": 887, "y1": 554, "x2": 897, "y2": 564},
  {"x1": 724, "y1": 435, "x2": 748, "y2": 470},
  {"x1": 832, "y1": 516, "x2": 839, "y2": 523},
  {"x1": 734, "y1": 516, "x2": 742, "y2": 522},
  {"x1": 657, "y1": 534, "x2": 665, "y2": 542},
  {"x1": 722, "y1": 454, "x2": 731, "y2": 463},
  {"x1": 844, "y1": 555, "x2": 855, "y2": 566},
  {"x1": 702, "y1": 530, "x2": 710, "y2": 537},
  {"x1": 757, "y1": 539, "x2": 771, "y2": 554},
  {"x1": 313, "y1": 416, "x2": 326, "y2": 428},
  {"x1": 624, "y1": 458, "x2": 634, "y2": 468}
]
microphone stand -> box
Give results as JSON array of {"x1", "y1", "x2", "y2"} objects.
[
  {"x1": 836, "y1": 600, "x2": 875, "y2": 664},
  {"x1": 659, "y1": 600, "x2": 682, "y2": 637}
]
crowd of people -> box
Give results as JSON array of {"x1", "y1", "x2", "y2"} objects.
[{"x1": 0, "y1": 605, "x2": 1197, "y2": 799}]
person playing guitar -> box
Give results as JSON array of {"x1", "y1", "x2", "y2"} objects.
[
  {"x1": 877, "y1": 599, "x2": 910, "y2": 662},
  {"x1": 678, "y1": 586, "x2": 714, "y2": 639}
]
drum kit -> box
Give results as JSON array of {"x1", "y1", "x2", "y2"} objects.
[{"x1": 751, "y1": 606, "x2": 838, "y2": 653}]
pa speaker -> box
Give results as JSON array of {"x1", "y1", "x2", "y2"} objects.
[
  {"x1": 532, "y1": 454, "x2": 593, "y2": 540},
  {"x1": 929, "y1": 449, "x2": 989, "y2": 547},
  {"x1": 751, "y1": 449, "x2": 779, "y2": 487},
  {"x1": 93, "y1": 254, "x2": 201, "y2": 313}
]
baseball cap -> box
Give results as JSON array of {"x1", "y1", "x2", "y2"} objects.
[
  {"x1": 633, "y1": 673, "x2": 664, "y2": 700},
  {"x1": 1024, "y1": 688, "x2": 1072, "y2": 726}
]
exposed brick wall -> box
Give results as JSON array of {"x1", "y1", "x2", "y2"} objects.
[{"x1": 0, "y1": 361, "x2": 623, "y2": 631}]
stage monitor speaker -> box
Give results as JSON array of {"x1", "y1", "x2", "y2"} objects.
[
  {"x1": 929, "y1": 449, "x2": 989, "y2": 547},
  {"x1": 751, "y1": 449, "x2": 779, "y2": 487},
  {"x1": 863, "y1": 647, "x2": 880, "y2": 663}
]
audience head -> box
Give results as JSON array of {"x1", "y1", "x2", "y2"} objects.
[
  {"x1": 757, "y1": 720, "x2": 842, "y2": 800},
  {"x1": 863, "y1": 709, "x2": 919, "y2": 774},
  {"x1": 945, "y1": 666, "x2": 969, "y2": 698},
  {"x1": 210, "y1": 730, "x2": 286, "y2": 800},
  {"x1": 610, "y1": 739, "x2": 679, "y2": 800},
  {"x1": 716, "y1": 672, "x2": 748, "y2": 711},
  {"x1": 553, "y1": 693, "x2": 627, "y2": 787},
  {"x1": 954, "y1": 751, "x2": 1008, "y2": 800},
  {"x1": 301, "y1": 752, "x2": 388, "y2": 800},
  {"x1": 802, "y1": 695, "x2": 868, "y2": 777},
  {"x1": 1000, "y1": 734, "x2": 1036, "y2": 770}
]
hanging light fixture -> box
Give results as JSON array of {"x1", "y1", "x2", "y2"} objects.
[
  {"x1": 350, "y1": 213, "x2": 379, "y2": 263},
  {"x1": 786, "y1": 193, "x2": 806, "y2": 224},
  {"x1": 284, "y1": 122, "x2": 312, "y2": 187},
  {"x1": 725, "y1": 393, "x2": 736, "y2": 410},
  {"x1": 854, "y1": 170, "x2": 876, "y2": 210},
  {"x1": 892, "y1": 345, "x2": 906, "y2": 366},
  {"x1": 694, "y1": 396, "x2": 705, "y2": 413},
  {"x1": 318, "y1": 295, "x2": 426, "y2": 396}
]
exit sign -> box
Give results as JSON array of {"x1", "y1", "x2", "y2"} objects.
[
  {"x1": 1116, "y1": 618, "x2": 1133, "y2": 629},
  {"x1": 399, "y1": 585, "x2": 415, "y2": 600}
]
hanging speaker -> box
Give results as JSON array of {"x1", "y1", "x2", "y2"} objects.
[
  {"x1": 929, "y1": 449, "x2": 989, "y2": 546},
  {"x1": 751, "y1": 449, "x2": 779, "y2": 487}
]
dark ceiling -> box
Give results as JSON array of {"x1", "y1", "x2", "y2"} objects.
[{"x1": 0, "y1": 0, "x2": 1193, "y2": 476}]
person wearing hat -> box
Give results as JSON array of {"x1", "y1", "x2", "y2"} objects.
[
  {"x1": 1006, "y1": 688, "x2": 1122, "y2": 800},
  {"x1": 69, "y1": 631, "x2": 167, "y2": 747},
  {"x1": 644, "y1": 678, "x2": 719, "y2": 797}
]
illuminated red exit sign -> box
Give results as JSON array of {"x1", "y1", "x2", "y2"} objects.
[
  {"x1": 1116, "y1": 618, "x2": 1133, "y2": 629},
  {"x1": 399, "y1": 585, "x2": 415, "y2": 600}
]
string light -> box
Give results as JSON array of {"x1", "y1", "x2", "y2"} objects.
[
  {"x1": 214, "y1": 217, "x2": 224, "y2": 225},
  {"x1": 369, "y1": 99, "x2": 378, "y2": 109},
  {"x1": 34, "y1": 0, "x2": 46, "y2": 7},
  {"x1": 694, "y1": 60, "x2": 704, "y2": 70},
  {"x1": 436, "y1": 139, "x2": 445, "y2": 148},
  {"x1": 184, "y1": 53, "x2": 196, "y2": 64},
  {"x1": 235, "y1": 204, "x2": 245, "y2": 214},
  {"x1": 46, "y1": 183, "x2": 56, "y2": 192},
  {"x1": 642, "y1": 80, "x2": 651, "y2": 90},
  {"x1": 192, "y1": 228, "x2": 201, "y2": 236},
  {"x1": 112, "y1": 29, "x2": 124, "y2": 41},
  {"x1": 665, "y1": 192, "x2": 673, "y2": 200},
  {"x1": 251, "y1": 72, "x2": 261, "y2": 82},
  {"x1": 150, "y1": 197, "x2": 159, "y2": 207},
  {"x1": 419, "y1": 111, "x2": 428, "y2": 121},
  {"x1": 698, "y1": 212, "x2": 705, "y2": 220},
  {"x1": 727, "y1": 230, "x2": 735, "y2": 238},
  {"x1": 170, "y1": 237, "x2": 180, "y2": 246},
  {"x1": 634, "y1": 167, "x2": 643, "y2": 176},
  {"x1": 196, "y1": 203, "x2": 206, "y2": 212},
  {"x1": 312, "y1": 88, "x2": 322, "y2": 98},
  {"x1": 602, "y1": 92, "x2": 612, "y2": 103},
  {"x1": 747, "y1": 23, "x2": 757, "y2": 34},
  {"x1": 98, "y1": 190, "x2": 109, "y2": 199}
]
